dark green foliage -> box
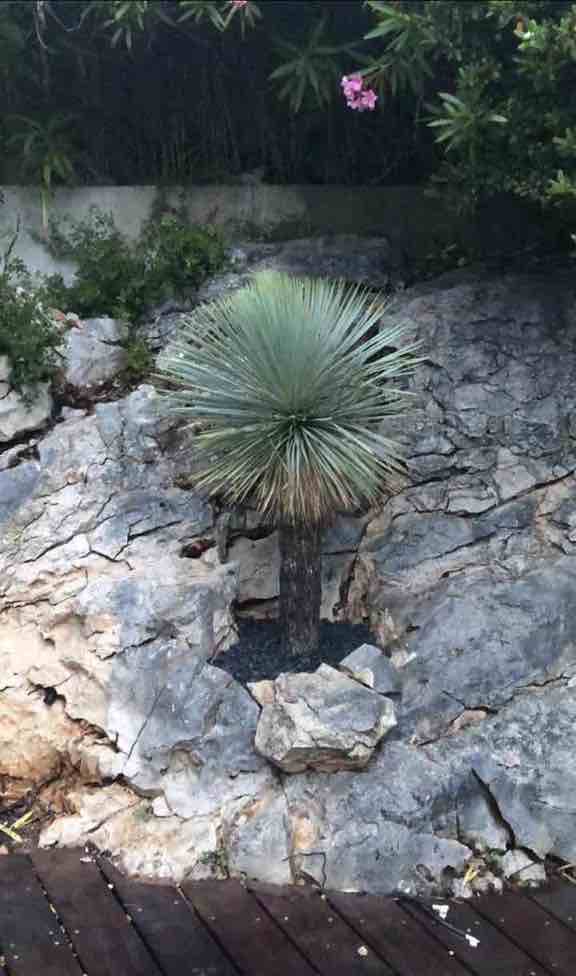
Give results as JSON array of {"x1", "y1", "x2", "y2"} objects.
[
  {"x1": 0, "y1": 236, "x2": 63, "y2": 394},
  {"x1": 43, "y1": 208, "x2": 226, "y2": 321},
  {"x1": 121, "y1": 336, "x2": 154, "y2": 384}
]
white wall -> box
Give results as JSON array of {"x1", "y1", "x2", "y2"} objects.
[{"x1": 0, "y1": 183, "x2": 460, "y2": 278}]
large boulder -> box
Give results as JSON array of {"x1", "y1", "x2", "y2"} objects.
[
  {"x1": 0, "y1": 355, "x2": 52, "y2": 444},
  {"x1": 63, "y1": 317, "x2": 128, "y2": 391},
  {"x1": 350, "y1": 270, "x2": 576, "y2": 746},
  {"x1": 0, "y1": 385, "x2": 238, "y2": 799},
  {"x1": 250, "y1": 664, "x2": 397, "y2": 773}
]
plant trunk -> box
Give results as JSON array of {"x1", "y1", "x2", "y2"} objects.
[{"x1": 279, "y1": 521, "x2": 322, "y2": 658}]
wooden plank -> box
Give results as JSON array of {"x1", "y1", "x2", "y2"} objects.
[
  {"x1": 182, "y1": 879, "x2": 318, "y2": 976},
  {"x1": 31, "y1": 849, "x2": 161, "y2": 976},
  {"x1": 328, "y1": 891, "x2": 471, "y2": 976},
  {"x1": 399, "y1": 896, "x2": 549, "y2": 976},
  {"x1": 0, "y1": 854, "x2": 82, "y2": 976},
  {"x1": 473, "y1": 888, "x2": 576, "y2": 976},
  {"x1": 250, "y1": 882, "x2": 394, "y2": 976},
  {"x1": 99, "y1": 858, "x2": 239, "y2": 976},
  {"x1": 530, "y1": 881, "x2": 576, "y2": 932}
]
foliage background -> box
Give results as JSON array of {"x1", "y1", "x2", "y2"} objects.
[
  {"x1": 0, "y1": 1, "x2": 574, "y2": 238},
  {"x1": 0, "y1": 1, "x2": 437, "y2": 186}
]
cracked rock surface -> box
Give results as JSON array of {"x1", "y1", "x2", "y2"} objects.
[
  {"x1": 2, "y1": 259, "x2": 576, "y2": 895},
  {"x1": 0, "y1": 355, "x2": 52, "y2": 444},
  {"x1": 250, "y1": 664, "x2": 397, "y2": 773},
  {"x1": 63, "y1": 316, "x2": 129, "y2": 391}
]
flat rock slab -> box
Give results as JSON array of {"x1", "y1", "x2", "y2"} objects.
[
  {"x1": 0, "y1": 355, "x2": 52, "y2": 443},
  {"x1": 64, "y1": 316, "x2": 128, "y2": 390},
  {"x1": 339, "y1": 643, "x2": 401, "y2": 696},
  {"x1": 250, "y1": 663, "x2": 396, "y2": 773}
]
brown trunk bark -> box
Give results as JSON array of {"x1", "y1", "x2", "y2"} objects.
[{"x1": 279, "y1": 521, "x2": 322, "y2": 657}]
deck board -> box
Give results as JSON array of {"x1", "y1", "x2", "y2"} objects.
[
  {"x1": 4, "y1": 852, "x2": 576, "y2": 976},
  {"x1": 249, "y1": 881, "x2": 395, "y2": 975},
  {"x1": 473, "y1": 888, "x2": 576, "y2": 976},
  {"x1": 399, "y1": 894, "x2": 550, "y2": 976},
  {"x1": 0, "y1": 854, "x2": 82, "y2": 976},
  {"x1": 529, "y1": 880, "x2": 576, "y2": 932},
  {"x1": 99, "y1": 858, "x2": 239, "y2": 976},
  {"x1": 182, "y1": 878, "x2": 319, "y2": 976},
  {"x1": 32, "y1": 849, "x2": 161, "y2": 976},
  {"x1": 328, "y1": 890, "x2": 471, "y2": 976}
]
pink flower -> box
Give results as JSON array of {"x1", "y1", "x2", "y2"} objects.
[
  {"x1": 341, "y1": 74, "x2": 363, "y2": 96},
  {"x1": 341, "y1": 73, "x2": 378, "y2": 112},
  {"x1": 230, "y1": 0, "x2": 248, "y2": 8},
  {"x1": 357, "y1": 89, "x2": 378, "y2": 112}
]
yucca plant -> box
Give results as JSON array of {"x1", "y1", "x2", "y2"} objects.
[{"x1": 157, "y1": 271, "x2": 422, "y2": 658}]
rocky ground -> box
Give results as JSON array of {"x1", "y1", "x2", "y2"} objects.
[{"x1": 1, "y1": 239, "x2": 576, "y2": 897}]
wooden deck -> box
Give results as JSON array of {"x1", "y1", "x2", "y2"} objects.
[{"x1": 1, "y1": 851, "x2": 576, "y2": 975}]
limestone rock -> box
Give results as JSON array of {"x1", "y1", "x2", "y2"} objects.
[
  {"x1": 106, "y1": 645, "x2": 276, "y2": 820},
  {"x1": 196, "y1": 237, "x2": 393, "y2": 307},
  {"x1": 0, "y1": 385, "x2": 238, "y2": 778},
  {"x1": 496, "y1": 850, "x2": 547, "y2": 886},
  {"x1": 339, "y1": 644, "x2": 401, "y2": 696},
  {"x1": 63, "y1": 317, "x2": 128, "y2": 390},
  {"x1": 354, "y1": 271, "x2": 576, "y2": 744},
  {"x1": 226, "y1": 789, "x2": 292, "y2": 885},
  {"x1": 282, "y1": 741, "x2": 471, "y2": 894},
  {"x1": 40, "y1": 785, "x2": 221, "y2": 883},
  {"x1": 253, "y1": 664, "x2": 397, "y2": 773},
  {"x1": 0, "y1": 355, "x2": 52, "y2": 444},
  {"x1": 432, "y1": 683, "x2": 576, "y2": 864},
  {"x1": 457, "y1": 783, "x2": 511, "y2": 853},
  {"x1": 0, "y1": 689, "x2": 86, "y2": 805}
]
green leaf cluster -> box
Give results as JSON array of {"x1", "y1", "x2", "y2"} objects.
[
  {"x1": 157, "y1": 271, "x2": 423, "y2": 527},
  {"x1": 43, "y1": 207, "x2": 226, "y2": 321},
  {"x1": 0, "y1": 231, "x2": 63, "y2": 395},
  {"x1": 361, "y1": 1, "x2": 576, "y2": 214}
]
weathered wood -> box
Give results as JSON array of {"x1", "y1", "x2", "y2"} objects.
[
  {"x1": 99, "y1": 858, "x2": 239, "y2": 976},
  {"x1": 183, "y1": 879, "x2": 318, "y2": 976},
  {"x1": 250, "y1": 882, "x2": 394, "y2": 975},
  {"x1": 473, "y1": 888, "x2": 576, "y2": 976},
  {"x1": 31, "y1": 849, "x2": 161, "y2": 976},
  {"x1": 328, "y1": 891, "x2": 471, "y2": 976},
  {"x1": 8, "y1": 850, "x2": 576, "y2": 976},
  {"x1": 400, "y1": 895, "x2": 550, "y2": 976},
  {"x1": 530, "y1": 880, "x2": 576, "y2": 933},
  {"x1": 0, "y1": 854, "x2": 82, "y2": 976}
]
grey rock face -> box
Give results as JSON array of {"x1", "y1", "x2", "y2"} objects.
[
  {"x1": 353, "y1": 272, "x2": 576, "y2": 746},
  {"x1": 196, "y1": 237, "x2": 393, "y2": 307},
  {"x1": 339, "y1": 644, "x2": 401, "y2": 696},
  {"x1": 251, "y1": 664, "x2": 396, "y2": 773},
  {"x1": 0, "y1": 355, "x2": 52, "y2": 444},
  {"x1": 107, "y1": 643, "x2": 275, "y2": 819},
  {"x1": 435, "y1": 682, "x2": 576, "y2": 863},
  {"x1": 496, "y1": 850, "x2": 546, "y2": 885},
  {"x1": 64, "y1": 317, "x2": 128, "y2": 390},
  {"x1": 0, "y1": 383, "x2": 237, "y2": 772},
  {"x1": 6, "y1": 263, "x2": 576, "y2": 896},
  {"x1": 283, "y1": 741, "x2": 471, "y2": 894}
]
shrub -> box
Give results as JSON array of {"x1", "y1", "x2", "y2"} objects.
[
  {"x1": 0, "y1": 232, "x2": 63, "y2": 394},
  {"x1": 44, "y1": 207, "x2": 226, "y2": 322}
]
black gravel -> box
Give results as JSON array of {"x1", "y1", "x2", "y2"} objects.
[{"x1": 214, "y1": 619, "x2": 375, "y2": 686}]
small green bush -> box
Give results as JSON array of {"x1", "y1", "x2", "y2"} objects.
[
  {"x1": 44, "y1": 207, "x2": 226, "y2": 321},
  {"x1": 0, "y1": 235, "x2": 63, "y2": 394}
]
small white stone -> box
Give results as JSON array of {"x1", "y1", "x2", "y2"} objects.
[
  {"x1": 357, "y1": 946, "x2": 369, "y2": 957},
  {"x1": 432, "y1": 904, "x2": 449, "y2": 920}
]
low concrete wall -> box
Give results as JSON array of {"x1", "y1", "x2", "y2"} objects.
[{"x1": 0, "y1": 184, "x2": 462, "y2": 279}]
